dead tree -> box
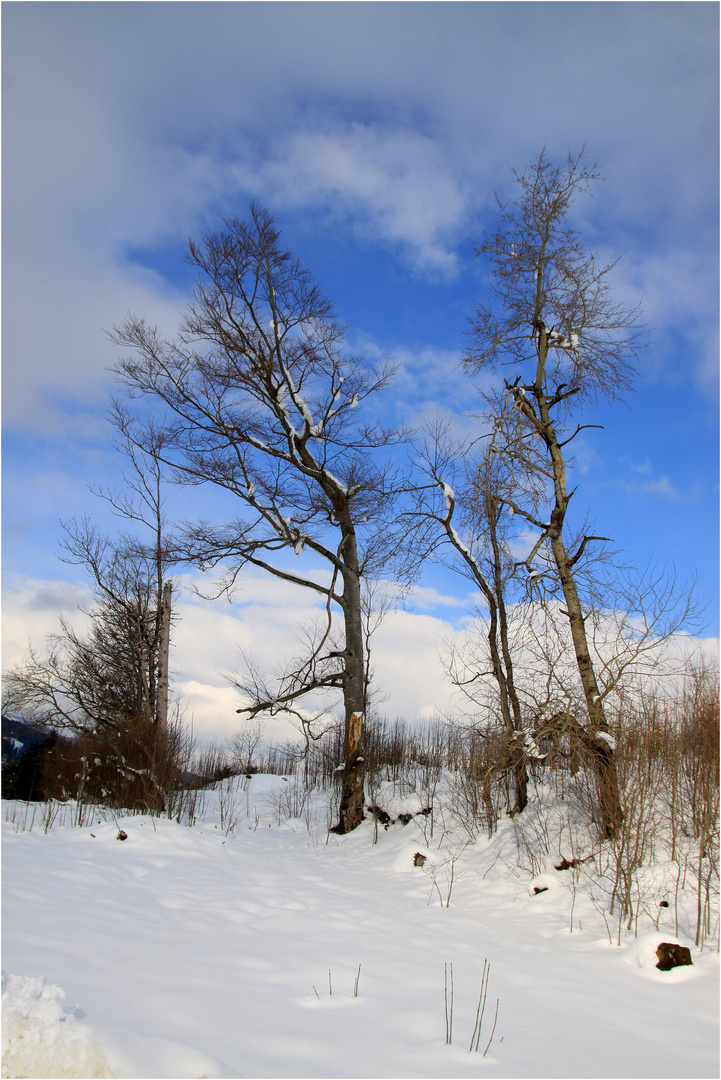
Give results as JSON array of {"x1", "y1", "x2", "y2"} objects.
[
  {"x1": 111, "y1": 204, "x2": 405, "y2": 834},
  {"x1": 411, "y1": 421, "x2": 533, "y2": 814},
  {"x1": 6, "y1": 415, "x2": 176, "y2": 736},
  {"x1": 4, "y1": 484, "x2": 176, "y2": 812},
  {"x1": 464, "y1": 149, "x2": 647, "y2": 837}
]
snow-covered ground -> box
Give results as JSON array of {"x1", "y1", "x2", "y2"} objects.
[{"x1": 2, "y1": 775, "x2": 719, "y2": 1078}]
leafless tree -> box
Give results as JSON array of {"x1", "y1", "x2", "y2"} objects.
[
  {"x1": 111, "y1": 204, "x2": 406, "y2": 833},
  {"x1": 464, "y1": 148, "x2": 647, "y2": 836},
  {"x1": 91, "y1": 417, "x2": 175, "y2": 729},
  {"x1": 4, "y1": 436, "x2": 177, "y2": 808},
  {"x1": 227, "y1": 720, "x2": 264, "y2": 775},
  {"x1": 411, "y1": 420, "x2": 535, "y2": 814}
]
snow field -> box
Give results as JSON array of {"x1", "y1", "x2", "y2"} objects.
[{"x1": 2, "y1": 773, "x2": 719, "y2": 1078}]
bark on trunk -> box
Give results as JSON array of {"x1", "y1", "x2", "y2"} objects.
[
  {"x1": 333, "y1": 527, "x2": 366, "y2": 835},
  {"x1": 336, "y1": 709, "x2": 365, "y2": 834},
  {"x1": 489, "y1": 501, "x2": 528, "y2": 814},
  {"x1": 549, "y1": 529, "x2": 623, "y2": 835},
  {"x1": 514, "y1": 761, "x2": 528, "y2": 815},
  {"x1": 156, "y1": 581, "x2": 172, "y2": 731},
  {"x1": 533, "y1": 358, "x2": 623, "y2": 837}
]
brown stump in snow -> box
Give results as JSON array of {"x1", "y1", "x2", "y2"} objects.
[{"x1": 656, "y1": 942, "x2": 693, "y2": 971}]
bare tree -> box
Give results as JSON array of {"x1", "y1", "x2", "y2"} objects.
[
  {"x1": 3, "y1": 436, "x2": 177, "y2": 808},
  {"x1": 111, "y1": 204, "x2": 405, "y2": 833},
  {"x1": 411, "y1": 421, "x2": 533, "y2": 814},
  {"x1": 464, "y1": 148, "x2": 647, "y2": 836},
  {"x1": 227, "y1": 720, "x2": 264, "y2": 774},
  {"x1": 90, "y1": 416, "x2": 176, "y2": 730}
]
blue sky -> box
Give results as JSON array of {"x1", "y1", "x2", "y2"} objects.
[{"x1": 3, "y1": 2, "x2": 718, "y2": 739}]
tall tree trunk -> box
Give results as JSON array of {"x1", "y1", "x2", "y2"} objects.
[
  {"x1": 156, "y1": 581, "x2": 172, "y2": 731},
  {"x1": 549, "y1": 529, "x2": 623, "y2": 836},
  {"x1": 488, "y1": 499, "x2": 528, "y2": 814},
  {"x1": 442, "y1": 485, "x2": 528, "y2": 815},
  {"x1": 333, "y1": 529, "x2": 366, "y2": 834},
  {"x1": 534, "y1": 364, "x2": 623, "y2": 836}
]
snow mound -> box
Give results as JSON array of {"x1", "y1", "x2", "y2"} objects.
[
  {"x1": 622, "y1": 932, "x2": 697, "y2": 978},
  {"x1": 388, "y1": 843, "x2": 433, "y2": 873},
  {"x1": 2, "y1": 973, "x2": 113, "y2": 1079},
  {"x1": 97, "y1": 1028, "x2": 236, "y2": 1079},
  {"x1": 368, "y1": 781, "x2": 430, "y2": 823},
  {"x1": 528, "y1": 872, "x2": 563, "y2": 895}
]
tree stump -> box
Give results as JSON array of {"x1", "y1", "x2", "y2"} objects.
[{"x1": 656, "y1": 942, "x2": 692, "y2": 971}]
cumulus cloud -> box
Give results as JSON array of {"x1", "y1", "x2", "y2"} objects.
[
  {"x1": 236, "y1": 125, "x2": 467, "y2": 277},
  {"x1": 172, "y1": 578, "x2": 461, "y2": 739},
  {"x1": 1, "y1": 577, "x2": 93, "y2": 672},
  {"x1": 407, "y1": 586, "x2": 471, "y2": 612},
  {"x1": 351, "y1": 339, "x2": 494, "y2": 442},
  {"x1": 368, "y1": 609, "x2": 457, "y2": 720},
  {"x1": 3, "y1": 571, "x2": 460, "y2": 743},
  {"x1": 3, "y1": 4, "x2": 717, "y2": 676},
  {"x1": 4, "y1": 4, "x2": 716, "y2": 429},
  {"x1": 609, "y1": 248, "x2": 719, "y2": 392},
  {"x1": 6, "y1": 566, "x2": 716, "y2": 746}
]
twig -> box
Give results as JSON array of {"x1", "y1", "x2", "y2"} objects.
[
  {"x1": 444, "y1": 962, "x2": 454, "y2": 1044},
  {"x1": 472, "y1": 959, "x2": 490, "y2": 1049},
  {"x1": 446, "y1": 859, "x2": 455, "y2": 907},
  {"x1": 483, "y1": 999, "x2": 499, "y2": 1057},
  {"x1": 470, "y1": 960, "x2": 490, "y2": 1052}
]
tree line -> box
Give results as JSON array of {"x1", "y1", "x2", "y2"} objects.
[{"x1": 4, "y1": 149, "x2": 707, "y2": 839}]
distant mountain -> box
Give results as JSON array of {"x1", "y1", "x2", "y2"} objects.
[{"x1": 2, "y1": 714, "x2": 49, "y2": 763}]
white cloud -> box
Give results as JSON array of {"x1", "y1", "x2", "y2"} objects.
[
  {"x1": 6, "y1": 570, "x2": 716, "y2": 747},
  {"x1": 2, "y1": 36, "x2": 230, "y2": 434},
  {"x1": 391, "y1": 344, "x2": 467, "y2": 410},
  {"x1": 353, "y1": 339, "x2": 492, "y2": 442},
  {"x1": 173, "y1": 577, "x2": 461, "y2": 738},
  {"x1": 407, "y1": 586, "x2": 469, "y2": 611},
  {"x1": 3, "y1": 4, "x2": 716, "y2": 432},
  {"x1": 238, "y1": 125, "x2": 467, "y2": 277},
  {"x1": 369, "y1": 609, "x2": 457, "y2": 720},
  {"x1": 619, "y1": 458, "x2": 679, "y2": 500},
  {"x1": 624, "y1": 475, "x2": 679, "y2": 500},
  {"x1": 2, "y1": 248, "x2": 188, "y2": 435},
  {"x1": 2, "y1": 4, "x2": 717, "y2": 660},
  {"x1": 607, "y1": 247, "x2": 719, "y2": 392},
  {"x1": 1, "y1": 577, "x2": 93, "y2": 673},
  {"x1": 3, "y1": 571, "x2": 459, "y2": 743}
]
